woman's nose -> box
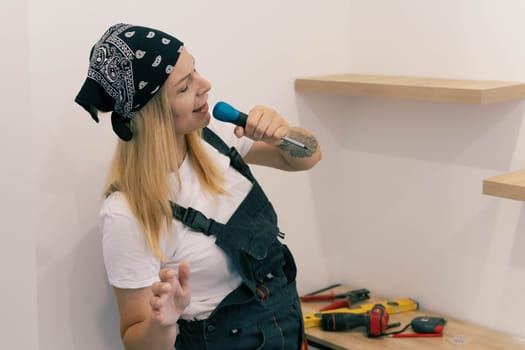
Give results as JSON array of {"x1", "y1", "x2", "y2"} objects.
[{"x1": 196, "y1": 72, "x2": 212, "y2": 95}]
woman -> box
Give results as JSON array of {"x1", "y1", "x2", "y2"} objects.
[{"x1": 75, "y1": 23, "x2": 321, "y2": 350}]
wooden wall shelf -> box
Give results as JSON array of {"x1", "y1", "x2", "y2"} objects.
[
  {"x1": 295, "y1": 74, "x2": 525, "y2": 104},
  {"x1": 483, "y1": 169, "x2": 525, "y2": 201}
]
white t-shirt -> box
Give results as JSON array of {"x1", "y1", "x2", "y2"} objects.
[{"x1": 101, "y1": 118, "x2": 254, "y2": 320}]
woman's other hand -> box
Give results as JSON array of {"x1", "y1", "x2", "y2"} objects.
[{"x1": 150, "y1": 262, "x2": 191, "y2": 326}]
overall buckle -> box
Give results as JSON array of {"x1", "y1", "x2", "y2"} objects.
[{"x1": 182, "y1": 207, "x2": 215, "y2": 235}]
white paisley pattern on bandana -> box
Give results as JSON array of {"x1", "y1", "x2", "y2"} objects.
[
  {"x1": 88, "y1": 24, "x2": 135, "y2": 119},
  {"x1": 86, "y1": 23, "x2": 183, "y2": 120}
]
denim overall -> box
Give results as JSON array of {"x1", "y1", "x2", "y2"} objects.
[{"x1": 171, "y1": 128, "x2": 305, "y2": 350}]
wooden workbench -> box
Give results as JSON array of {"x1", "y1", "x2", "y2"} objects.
[{"x1": 301, "y1": 285, "x2": 525, "y2": 350}]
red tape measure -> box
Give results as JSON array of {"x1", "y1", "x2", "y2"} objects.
[{"x1": 368, "y1": 304, "x2": 389, "y2": 337}]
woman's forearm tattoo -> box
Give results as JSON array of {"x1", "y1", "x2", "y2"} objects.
[{"x1": 277, "y1": 130, "x2": 318, "y2": 157}]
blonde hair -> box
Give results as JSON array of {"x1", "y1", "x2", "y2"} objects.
[{"x1": 103, "y1": 86, "x2": 225, "y2": 260}]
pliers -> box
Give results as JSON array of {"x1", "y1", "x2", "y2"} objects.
[{"x1": 300, "y1": 288, "x2": 370, "y2": 311}]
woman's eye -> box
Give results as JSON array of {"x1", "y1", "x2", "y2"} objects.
[{"x1": 179, "y1": 73, "x2": 194, "y2": 93}]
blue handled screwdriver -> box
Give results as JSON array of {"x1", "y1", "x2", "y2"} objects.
[{"x1": 212, "y1": 101, "x2": 309, "y2": 150}]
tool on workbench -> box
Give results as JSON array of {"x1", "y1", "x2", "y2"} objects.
[
  {"x1": 302, "y1": 283, "x2": 342, "y2": 296},
  {"x1": 367, "y1": 315, "x2": 447, "y2": 339},
  {"x1": 411, "y1": 316, "x2": 446, "y2": 333},
  {"x1": 301, "y1": 288, "x2": 370, "y2": 312},
  {"x1": 319, "y1": 299, "x2": 352, "y2": 311},
  {"x1": 391, "y1": 332, "x2": 443, "y2": 338},
  {"x1": 321, "y1": 304, "x2": 400, "y2": 337},
  {"x1": 303, "y1": 297, "x2": 419, "y2": 329},
  {"x1": 300, "y1": 288, "x2": 370, "y2": 303},
  {"x1": 319, "y1": 291, "x2": 370, "y2": 311},
  {"x1": 320, "y1": 307, "x2": 445, "y2": 340},
  {"x1": 389, "y1": 316, "x2": 447, "y2": 338}
]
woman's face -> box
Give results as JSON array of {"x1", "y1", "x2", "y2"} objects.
[{"x1": 165, "y1": 47, "x2": 212, "y2": 136}]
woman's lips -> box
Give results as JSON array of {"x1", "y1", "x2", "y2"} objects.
[{"x1": 193, "y1": 102, "x2": 209, "y2": 114}]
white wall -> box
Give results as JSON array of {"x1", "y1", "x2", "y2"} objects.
[
  {"x1": 5, "y1": 0, "x2": 525, "y2": 349},
  {"x1": 303, "y1": 0, "x2": 525, "y2": 339},
  {"x1": 0, "y1": 0, "x2": 39, "y2": 348}
]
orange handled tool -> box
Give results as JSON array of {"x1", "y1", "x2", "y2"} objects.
[{"x1": 319, "y1": 299, "x2": 351, "y2": 311}]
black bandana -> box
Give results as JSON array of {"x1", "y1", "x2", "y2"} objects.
[{"x1": 75, "y1": 23, "x2": 184, "y2": 141}]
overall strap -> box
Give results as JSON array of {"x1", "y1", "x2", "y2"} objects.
[
  {"x1": 168, "y1": 127, "x2": 252, "y2": 234},
  {"x1": 202, "y1": 127, "x2": 230, "y2": 155},
  {"x1": 202, "y1": 127, "x2": 251, "y2": 177}
]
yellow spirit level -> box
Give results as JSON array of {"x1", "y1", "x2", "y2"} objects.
[{"x1": 303, "y1": 298, "x2": 419, "y2": 328}]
